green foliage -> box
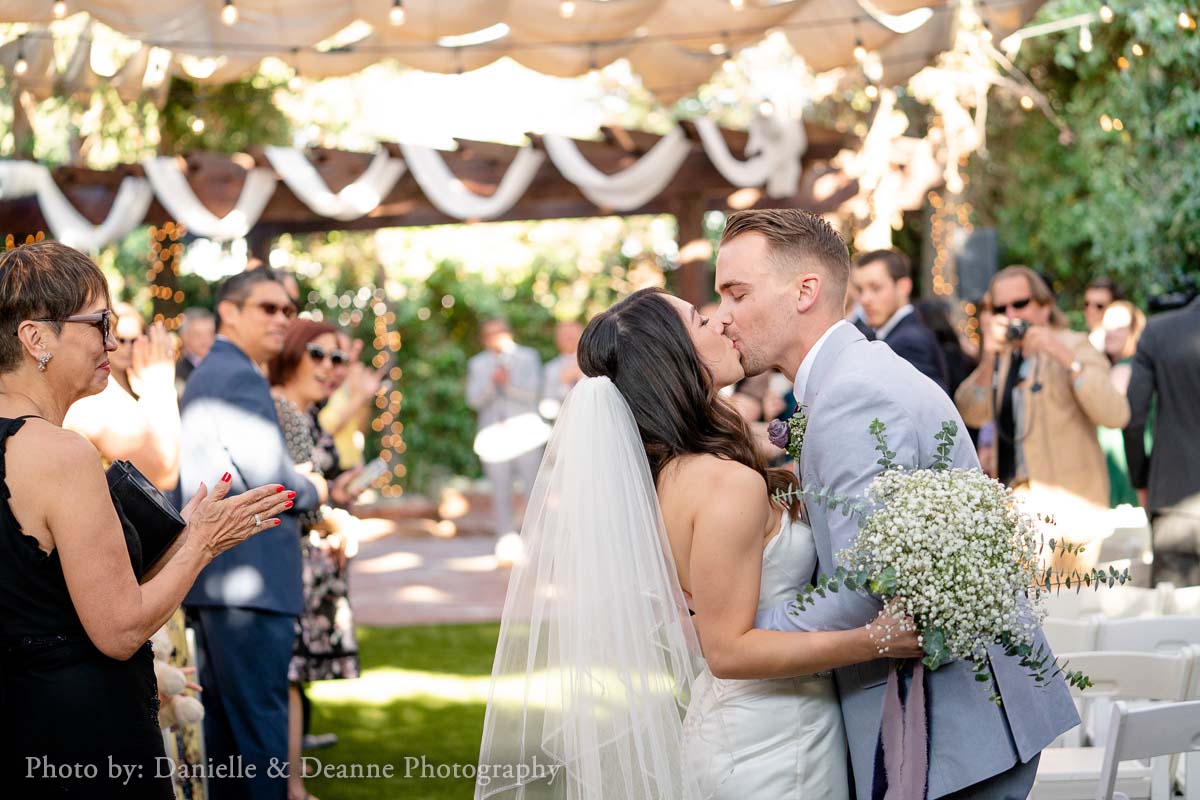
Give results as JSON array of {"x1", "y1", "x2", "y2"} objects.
[
  {"x1": 159, "y1": 75, "x2": 292, "y2": 155},
  {"x1": 968, "y1": 0, "x2": 1200, "y2": 302}
]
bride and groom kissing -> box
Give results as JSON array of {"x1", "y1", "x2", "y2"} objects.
[{"x1": 475, "y1": 209, "x2": 1079, "y2": 800}]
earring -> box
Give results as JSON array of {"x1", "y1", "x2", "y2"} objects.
[{"x1": 37, "y1": 352, "x2": 53, "y2": 372}]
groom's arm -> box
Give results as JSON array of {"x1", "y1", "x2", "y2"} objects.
[{"x1": 757, "y1": 379, "x2": 920, "y2": 633}]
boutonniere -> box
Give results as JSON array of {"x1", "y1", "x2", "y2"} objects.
[{"x1": 767, "y1": 405, "x2": 808, "y2": 461}]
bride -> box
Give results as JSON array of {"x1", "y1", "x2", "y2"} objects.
[{"x1": 475, "y1": 287, "x2": 921, "y2": 799}]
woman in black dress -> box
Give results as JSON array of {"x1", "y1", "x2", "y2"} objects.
[{"x1": 0, "y1": 242, "x2": 294, "y2": 798}]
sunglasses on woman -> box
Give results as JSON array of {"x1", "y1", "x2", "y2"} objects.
[
  {"x1": 305, "y1": 342, "x2": 349, "y2": 366},
  {"x1": 19, "y1": 309, "x2": 113, "y2": 341}
]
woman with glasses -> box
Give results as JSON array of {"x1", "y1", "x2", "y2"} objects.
[
  {"x1": 0, "y1": 242, "x2": 294, "y2": 797},
  {"x1": 63, "y1": 301, "x2": 181, "y2": 491},
  {"x1": 267, "y1": 319, "x2": 365, "y2": 800}
]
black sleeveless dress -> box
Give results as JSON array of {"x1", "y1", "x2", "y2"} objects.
[{"x1": 0, "y1": 416, "x2": 173, "y2": 798}]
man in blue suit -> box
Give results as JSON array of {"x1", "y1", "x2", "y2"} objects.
[
  {"x1": 852, "y1": 248, "x2": 950, "y2": 393},
  {"x1": 181, "y1": 269, "x2": 320, "y2": 799}
]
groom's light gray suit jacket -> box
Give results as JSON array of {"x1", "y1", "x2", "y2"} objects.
[{"x1": 756, "y1": 323, "x2": 1078, "y2": 799}]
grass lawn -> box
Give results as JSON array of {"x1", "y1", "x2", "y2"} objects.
[{"x1": 304, "y1": 623, "x2": 500, "y2": 800}]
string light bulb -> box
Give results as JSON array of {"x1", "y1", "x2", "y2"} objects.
[
  {"x1": 1099, "y1": 4, "x2": 1114, "y2": 23},
  {"x1": 1131, "y1": 42, "x2": 1145, "y2": 56},
  {"x1": 221, "y1": 0, "x2": 238, "y2": 26},
  {"x1": 559, "y1": 0, "x2": 575, "y2": 19},
  {"x1": 853, "y1": 38, "x2": 866, "y2": 61},
  {"x1": 730, "y1": 0, "x2": 745, "y2": 9},
  {"x1": 1079, "y1": 25, "x2": 1093, "y2": 52},
  {"x1": 390, "y1": 0, "x2": 405, "y2": 26},
  {"x1": 1019, "y1": 95, "x2": 1034, "y2": 110},
  {"x1": 14, "y1": 46, "x2": 28, "y2": 76},
  {"x1": 1181, "y1": 11, "x2": 1197, "y2": 29},
  {"x1": 53, "y1": 1, "x2": 67, "y2": 19},
  {"x1": 190, "y1": 116, "x2": 206, "y2": 134},
  {"x1": 864, "y1": 84, "x2": 879, "y2": 100}
]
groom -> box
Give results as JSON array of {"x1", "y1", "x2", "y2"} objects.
[{"x1": 714, "y1": 209, "x2": 1078, "y2": 799}]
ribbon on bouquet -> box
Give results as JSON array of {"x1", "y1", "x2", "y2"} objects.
[{"x1": 874, "y1": 660, "x2": 928, "y2": 800}]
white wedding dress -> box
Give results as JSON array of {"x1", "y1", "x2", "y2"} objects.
[{"x1": 683, "y1": 513, "x2": 850, "y2": 800}]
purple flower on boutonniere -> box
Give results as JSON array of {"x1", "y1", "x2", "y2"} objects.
[
  {"x1": 770, "y1": 406, "x2": 808, "y2": 461},
  {"x1": 767, "y1": 419, "x2": 789, "y2": 450}
]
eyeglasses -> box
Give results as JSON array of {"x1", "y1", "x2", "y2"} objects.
[
  {"x1": 246, "y1": 301, "x2": 297, "y2": 320},
  {"x1": 992, "y1": 297, "x2": 1033, "y2": 316},
  {"x1": 116, "y1": 336, "x2": 138, "y2": 347},
  {"x1": 305, "y1": 342, "x2": 349, "y2": 366},
  {"x1": 18, "y1": 309, "x2": 112, "y2": 341}
]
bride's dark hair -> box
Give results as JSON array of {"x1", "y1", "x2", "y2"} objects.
[{"x1": 578, "y1": 287, "x2": 801, "y2": 518}]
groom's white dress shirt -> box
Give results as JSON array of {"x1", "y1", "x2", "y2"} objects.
[{"x1": 792, "y1": 320, "x2": 849, "y2": 402}]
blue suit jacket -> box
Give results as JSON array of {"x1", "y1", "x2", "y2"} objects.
[
  {"x1": 882, "y1": 311, "x2": 950, "y2": 394},
  {"x1": 180, "y1": 338, "x2": 320, "y2": 615}
]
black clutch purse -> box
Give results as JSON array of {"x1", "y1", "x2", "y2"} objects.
[{"x1": 106, "y1": 460, "x2": 186, "y2": 568}]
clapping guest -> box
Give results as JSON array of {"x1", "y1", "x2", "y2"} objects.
[
  {"x1": 64, "y1": 302, "x2": 181, "y2": 490},
  {"x1": 539, "y1": 320, "x2": 584, "y2": 420},
  {"x1": 0, "y1": 242, "x2": 292, "y2": 797},
  {"x1": 179, "y1": 269, "x2": 322, "y2": 800},
  {"x1": 268, "y1": 321, "x2": 365, "y2": 800},
  {"x1": 466, "y1": 318, "x2": 546, "y2": 564}
]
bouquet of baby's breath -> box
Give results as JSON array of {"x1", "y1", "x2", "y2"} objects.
[{"x1": 775, "y1": 419, "x2": 1128, "y2": 703}]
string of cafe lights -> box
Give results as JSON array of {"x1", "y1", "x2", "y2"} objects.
[{"x1": 146, "y1": 221, "x2": 187, "y2": 330}]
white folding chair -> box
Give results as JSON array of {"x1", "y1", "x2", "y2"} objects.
[
  {"x1": 1096, "y1": 700, "x2": 1200, "y2": 800},
  {"x1": 1032, "y1": 651, "x2": 1194, "y2": 800},
  {"x1": 1044, "y1": 587, "x2": 1164, "y2": 620},
  {"x1": 1096, "y1": 616, "x2": 1200, "y2": 653},
  {"x1": 1045, "y1": 617, "x2": 1101, "y2": 653}
]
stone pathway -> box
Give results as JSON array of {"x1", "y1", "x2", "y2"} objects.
[{"x1": 347, "y1": 515, "x2": 510, "y2": 627}]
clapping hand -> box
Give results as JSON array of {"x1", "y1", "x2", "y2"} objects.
[
  {"x1": 127, "y1": 322, "x2": 177, "y2": 398},
  {"x1": 179, "y1": 474, "x2": 296, "y2": 561}
]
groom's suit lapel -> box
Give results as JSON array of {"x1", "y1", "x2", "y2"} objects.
[{"x1": 799, "y1": 322, "x2": 869, "y2": 574}]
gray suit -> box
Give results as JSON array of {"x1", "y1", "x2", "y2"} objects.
[
  {"x1": 466, "y1": 345, "x2": 544, "y2": 537},
  {"x1": 756, "y1": 323, "x2": 1078, "y2": 799}
]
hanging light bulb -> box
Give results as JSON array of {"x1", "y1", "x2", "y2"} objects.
[
  {"x1": 1131, "y1": 42, "x2": 1145, "y2": 56},
  {"x1": 14, "y1": 50, "x2": 28, "y2": 76},
  {"x1": 390, "y1": 0, "x2": 406, "y2": 26},
  {"x1": 191, "y1": 116, "x2": 206, "y2": 134},
  {"x1": 221, "y1": 0, "x2": 238, "y2": 26},
  {"x1": 559, "y1": 0, "x2": 576, "y2": 19},
  {"x1": 864, "y1": 84, "x2": 879, "y2": 100},
  {"x1": 1079, "y1": 25, "x2": 1093, "y2": 52},
  {"x1": 1019, "y1": 95, "x2": 1034, "y2": 110},
  {"x1": 53, "y1": 1, "x2": 67, "y2": 19},
  {"x1": 1099, "y1": 4, "x2": 1114, "y2": 23},
  {"x1": 730, "y1": 0, "x2": 746, "y2": 9},
  {"x1": 853, "y1": 38, "x2": 866, "y2": 62}
]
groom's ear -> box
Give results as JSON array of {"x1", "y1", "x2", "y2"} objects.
[{"x1": 794, "y1": 272, "x2": 822, "y2": 313}]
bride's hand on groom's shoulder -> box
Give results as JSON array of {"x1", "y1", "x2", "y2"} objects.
[{"x1": 865, "y1": 605, "x2": 925, "y2": 660}]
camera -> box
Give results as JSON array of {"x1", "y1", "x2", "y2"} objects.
[{"x1": 1005, "y1": 319, "x2": 1030, "y2": 342}]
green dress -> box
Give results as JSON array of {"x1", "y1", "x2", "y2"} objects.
[{"x1": 1098, "y1": 357, "x2": 1152, "y2": 508}]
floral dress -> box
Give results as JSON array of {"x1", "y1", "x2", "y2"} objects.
[{"x1": 274, "y1": 395, "x2": 360, "y2": 682}]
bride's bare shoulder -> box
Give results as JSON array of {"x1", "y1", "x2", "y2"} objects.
[{"x1": 660, "y1": 454, "x2": 766, "y2": 505}]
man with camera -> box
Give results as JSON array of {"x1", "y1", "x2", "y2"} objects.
[{"x1": 956, "y1": 266, "x2": 1130, "y2": 573}]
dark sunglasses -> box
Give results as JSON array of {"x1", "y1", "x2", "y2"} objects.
[
  {"x1": 992, "y1": 297, "x2": 1033, "y2": 316},
  {"x1": 306, "y1": 342, "x2": 349, "y2": 365},
  {"x1": 18, "y1": 309, "x2": 113, "y2": 341},
  {"x1": 1085, "y1": 300, "x2": 1109, "y2": 311},
  {"x1": 246, "y1": 301, "x2": 297, "y2": 320}
]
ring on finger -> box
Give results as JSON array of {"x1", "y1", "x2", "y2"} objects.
[{"x1": 254, "y1": 513, "x2": 262, "y2": 527}]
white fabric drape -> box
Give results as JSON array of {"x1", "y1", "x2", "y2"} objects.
[
  {"x1": 264, "y1": 146, "x2": 405, "y2": 221},
  {"x1": 694, "y1": 116, "x2": 808, "y2": 199},
  {"x1": 475, "y1": 377, "x2": 710, "y2": 800},
  {"x1": 398, "y1": 143, "x2": 544, "y2": 221},
  {"x1": 542, "y1": 127, "x2": 691, "y2": 211},
  {"x1": 0, "y1": 160, "x2": 152, "y2": 252},
  {"x1": 141, "y1": 157, "x2": 276, "y2": 241}
]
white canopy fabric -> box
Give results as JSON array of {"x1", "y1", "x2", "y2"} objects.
[
  {"x1": 0, "y1": 1, "x2": 1046, "y2": 101},
  {"x1": 142, "y1": 156, "x2": 277, "y2": 241},
  {"x1": 398, "y1": 142, "x2": 544, "y2": 220},
  {"x1": 264, "y1": 146, "x2": 406, "y2": 221}
]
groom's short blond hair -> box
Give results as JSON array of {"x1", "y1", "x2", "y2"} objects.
[{"x1": 721, "y1": 209, "x2": 850, "y2": 310}]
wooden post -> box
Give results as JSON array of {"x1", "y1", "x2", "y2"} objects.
[{"x1": 670, "y1": 194, "x2": 713, "y2": 307}]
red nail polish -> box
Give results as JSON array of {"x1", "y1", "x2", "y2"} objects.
[
  {"x1": 284, "y1": 501, "x2": 294, "y2": 509},
  {"x1": 276, "y1": 486, "x2": 285, "y2": 493},
  {"x1": 287, "y1": 491, "x2": 296, "y2": 499},
  {"x1": 221, "y1": 472, "x2": 231, "y2": 483}
]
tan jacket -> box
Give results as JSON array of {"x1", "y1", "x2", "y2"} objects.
[{"x1": 955, "y1": 328, "x2": 1130, "y2": 510}]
